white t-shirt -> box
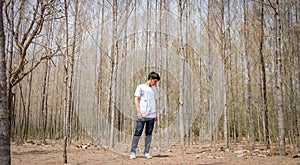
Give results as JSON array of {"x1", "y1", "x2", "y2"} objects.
[{"x1": 134, "y1": 84, "x2": 158, "y2": 118}]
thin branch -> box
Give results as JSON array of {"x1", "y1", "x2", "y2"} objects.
[
  {"x1": 86, "y1": 29, "x2": 113, "y2": 62},
  {"x1": 251, "y1": 0, "x2": 274, "y2": 9},
  {"x1": 11, "y1": 50, "x2": 60, "y2": 86}
]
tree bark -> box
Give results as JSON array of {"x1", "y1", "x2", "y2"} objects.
[
  {"x1": 109, "y1": 0, "x2": 118, "y2": 148},
  {"x1": 24, "y1": 63, "x2": 33, "y2": 141},
  {"x1": 40, "y1": 60, "x2": 49, "y2": 144},
  {"x1": 68, "y1": 0, "x2": 79, "y2": 145},
  {"x1": 63, "y1": 0, "x2": 70, "y2": 163},
  {"x1": 207, "y1": 0, "x2": 214, "y2": 148},
  {"x1": 0, "y1": 0, "x2": 11, "y2": 163},
  {"x1": 220, "y1": 0, "x2": 228, "y2": 150},
  {"x1": 259, "y1": 0, "x2": 270, "y2": 150},
  {"x1": 178, "y1": 0, "x2": 185, "y2": 154},
  {"x1": 274, "y1": 0, "x2": 285, "y2": 156},
  {"x1": 95, "y1": 0, "x2": 105, "y2": 145},
  {"x1": 244, "y1": 0, "x2": 254, "y2": 150}
]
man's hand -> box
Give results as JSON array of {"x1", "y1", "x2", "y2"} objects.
[
  {"x1": 137, "y1": 111, "x2": 142, "y2": 119},
  {"x1": 155, "y1": 115, "x2": 159, "y2": 122},
  {"x1": 134, "y1": 96, "x2": 142, "y2": 119}
]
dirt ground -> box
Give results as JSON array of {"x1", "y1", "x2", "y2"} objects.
[{"x1": 11, "y1": 140, "x2": 300, "y2": 165}]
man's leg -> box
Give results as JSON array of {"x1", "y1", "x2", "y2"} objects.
[
  {"x1": 130, "y1": 136, "x2": 140, "y2": 159},
  {"x1": 130, "y1": 120, "x2": 145, "y2": 159},
  {"x1": 144, "y1": 119, "x2": 155, "y2": 158}
]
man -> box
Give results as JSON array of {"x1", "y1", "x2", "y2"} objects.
[{"x1": 130, "y1": 72, "x2": 160, "y2": 159}]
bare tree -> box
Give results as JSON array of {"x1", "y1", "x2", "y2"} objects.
[
  {"x1": 23, "y1": 59, "x2": 34, "y2": 141},
  {"x1": 5, "y1": 0, "x2": 56, "y2": 105},
  {"x1": 69, "y1": 0, "x2": 79, "y2": 145},
  {"x1": 63, "y1": 0, "x2": 70, "y2": 163},
  {"x1": 258, "y1": 0, "x2": 270, "y2": 150},
  {"x1": 0, "y1": 0, "x2": 10, "y2": 163},
  {"x1": 4, "y1": 1, "x2": 58, "y2": 143},
  {"x1": 178, "y1": 0, "x2": 185, "y2": 154},
  {"x1": 207, "y1": 0, "x2": 214, "y2": 148},
  {"x1": 220, "y1": 0, "x2": 228, "y2": 150},
  {"x1": 109, "y1": 0, "x2": 119, "y2": 148},
  {"x1": 40, "y1": 60, "x2": 49, "y2": 144},
  {"x1": 227, "y1": 0, "x2": 235, "y2": 146},
  {"x1": 244, "y1": 0, "x2": 254, "y2": 150},
  {"x1": 0, "y1": 1, "x2": 11, "y2": 164},
  {"x1": 95, "y1": 0, "x2": 105, "y2": 145},
  {"x1": 273, "y1": 0, "x2": 285, "y2": 156}
]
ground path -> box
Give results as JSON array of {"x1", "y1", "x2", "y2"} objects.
[{"x1": 11, "y1": 141, "x2": 300, "y2": 165}]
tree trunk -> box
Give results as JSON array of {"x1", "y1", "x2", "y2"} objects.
[
  {"x1": 109, "y1": 0, "x2": 118, "y2": 148},
  {"x1": 0, "y1": 0, "x2": 11, "y2": 163},
  {"x1": 158, "y1": 0, "x2": 162, "y2": 148},
  {"x1": 17, "y1": 83, "x2": 26, "y2": 143},
  {"x1": 296, "y1": 0, "x2": 300, "y2": 152},
  {"x1": 63, "y1": 0, "x2": 70, "y2": 163},
  {"x1": 99, "y1": 0, "x2": 106, "y2": 143},
  {"x1": 227, "y1": 0, "x2": 235, "y2": 146},
  {"x1": 207, "y1": 0, "x2": 214, "y2": 148},
  {"x1": 259, "y1": 0, "x2": 270, "y2": 150},
  {"x1": 274, "y1": 0, "x2": 285, "y2": 156},
  {"x1": 121, "y1": 0, "x2": 130, "y2": 143},
  {"x1": 220, "y1": 0, "x2": 228, "y2": 150},
  {"x1": 95, "y1": 0, "x2": 105, "y2": 145},
  {"x1": 144, "y1": 0, "x2": 150, "y2": 73},
  {"x1": 40, "y1": 60, "x2": 49, "y2": 144},
  {"x1": 185, "y1": 0, "x2": 191, "y2": 146},
  {"x1": 7, "y1": 0, "x2": 14, "y2": 141},
  {"x1": 68, "y1": 0, "x2": 79, "y2": 145},
  {"x1": 178, "y1": 0, "x2": 185, "y2": 154},
  {"x1": 244, "y1": 0, "x2": 254, "y2": 150},
  {"x1": 163, "y1": 0, "x2": 171, "y2": 147},
  {"x1": 24, "y1": 64, "x2": 33, "y2": 141}
]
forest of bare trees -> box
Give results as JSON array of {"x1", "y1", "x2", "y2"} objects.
[{"x1": 0, "y1": 0, "x2": 299, "y2": 163}]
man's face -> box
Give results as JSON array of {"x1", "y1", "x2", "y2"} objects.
[{"x1": 150, "y1": 78, "x2": 159, "y2": 86}]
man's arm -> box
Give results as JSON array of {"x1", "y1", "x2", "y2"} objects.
[
  {"x1": 155, "y1": 99, "x2": 159, "y2": 121},
  {"x1": 134, "y1": 96, "x2": 142, "y2": 119}
]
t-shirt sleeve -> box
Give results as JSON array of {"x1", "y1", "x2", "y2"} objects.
[
  {"x1": 154, "y1": 87, "x2": 158, "y2": 99},
  {"x1": 134, "y1": 85, "x2": 142, "y2": 97}
]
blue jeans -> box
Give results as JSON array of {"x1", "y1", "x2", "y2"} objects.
[{"x1": 133, "y1": 118, "x2": 155, "y2": 136}]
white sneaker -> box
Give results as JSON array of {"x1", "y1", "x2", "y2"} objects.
[
  {"x1": 144, "y1": 153, "x2": 152, "y2": 159},
  {"x1": 129, "y1": 152, "x2": 136, "y2": 159}
]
